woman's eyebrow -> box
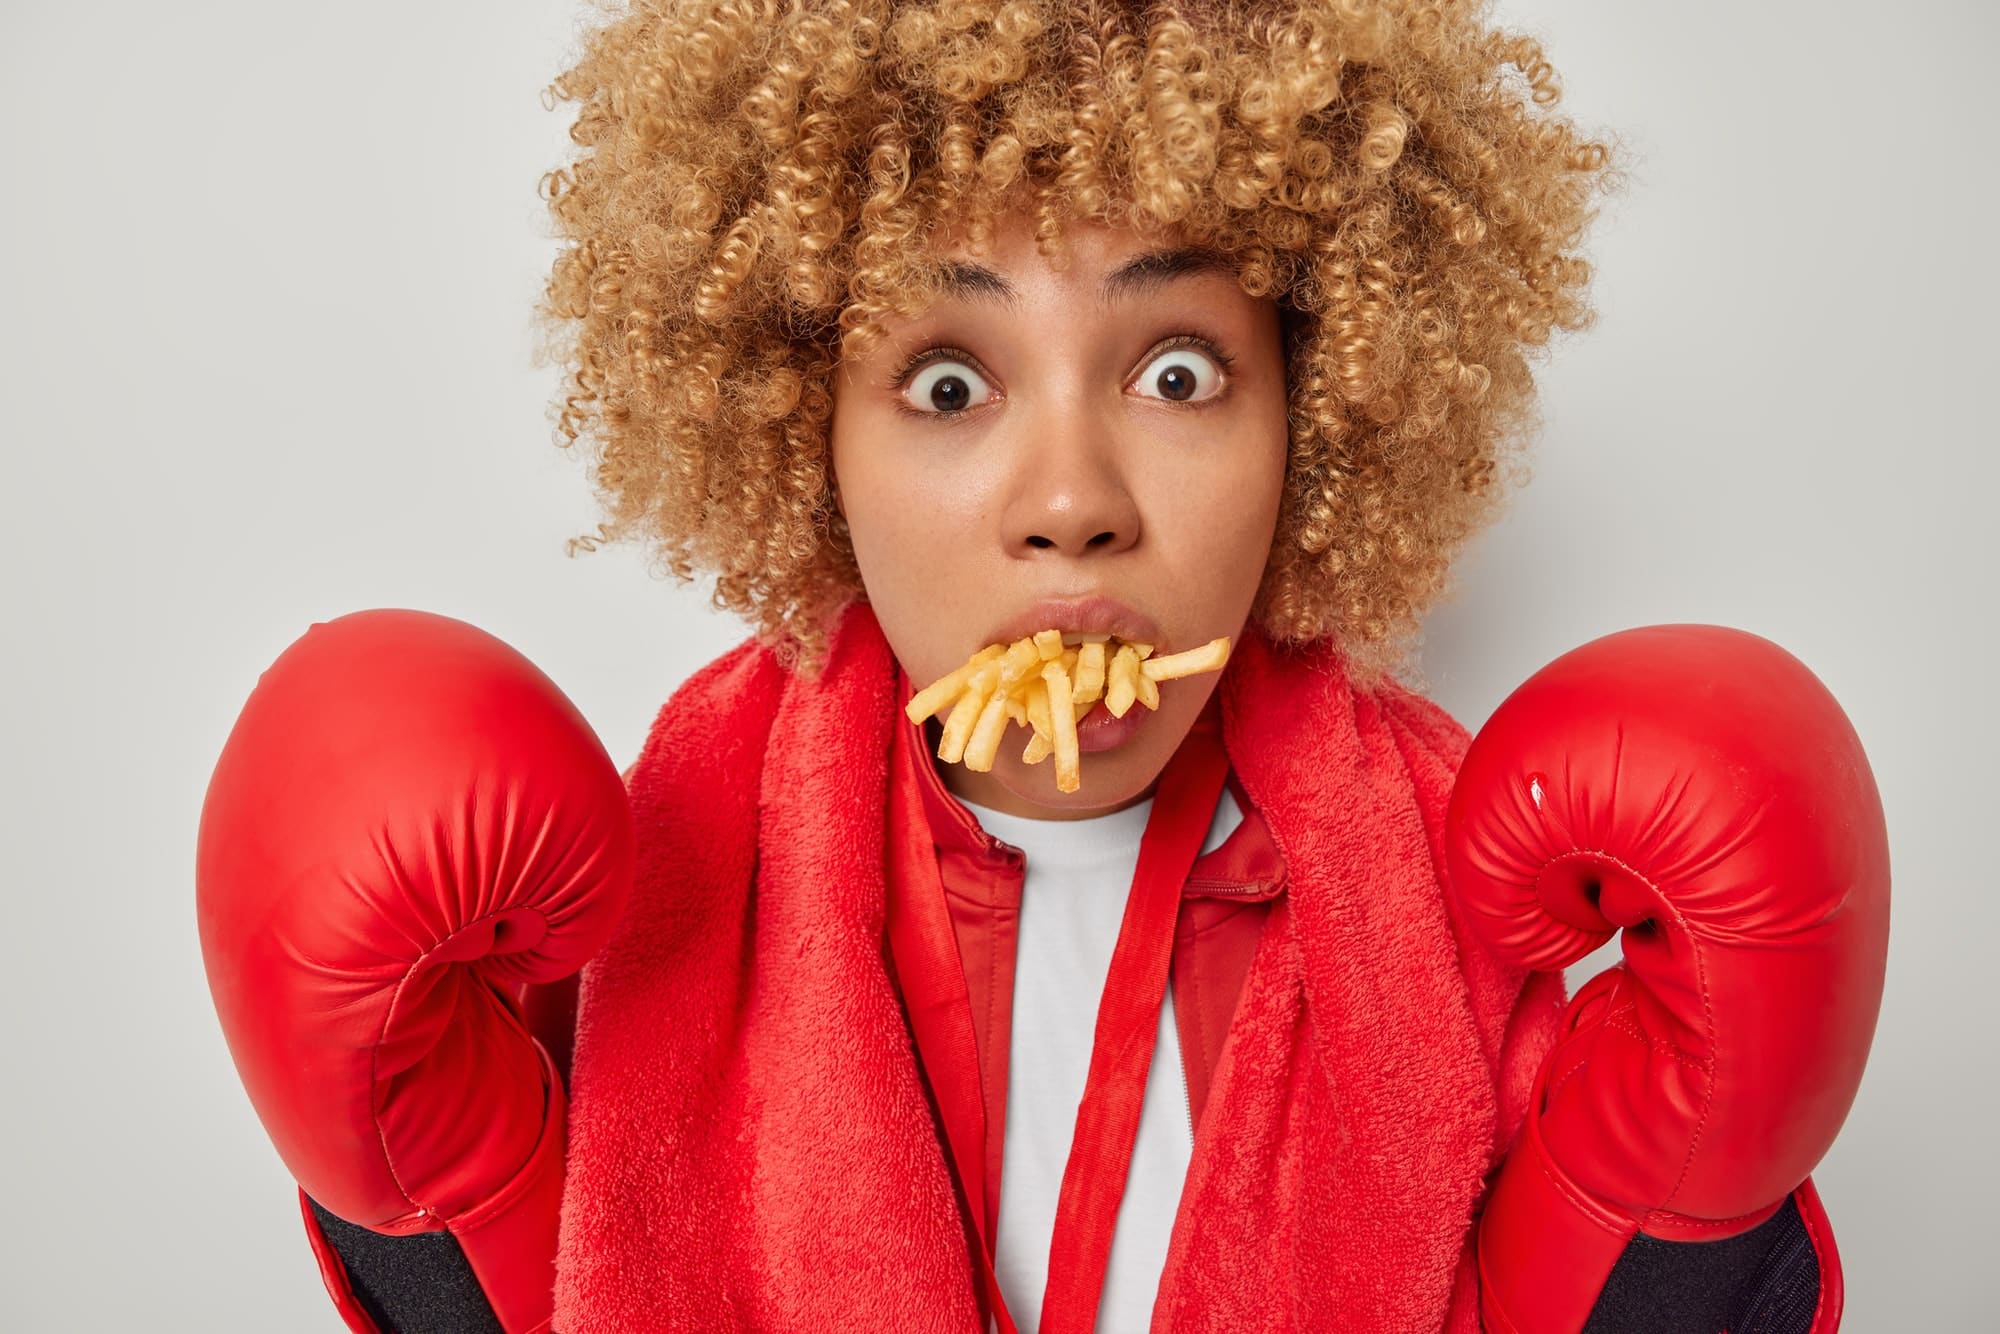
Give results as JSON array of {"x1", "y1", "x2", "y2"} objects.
[
  {"x1": 1097, "y1": 247, "x2": 1235, "y2": 306},
  {"x1": 931, "y1": 246, "x2": 1234, "y2": 311}
]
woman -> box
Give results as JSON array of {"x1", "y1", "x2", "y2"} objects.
[{"x1": 198, "y1": 1, "x2": 1881, "y2": 1330}]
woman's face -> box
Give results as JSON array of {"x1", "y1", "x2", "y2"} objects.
[{"x1": 829, "y1": 212, "x2": 1288, "y2": 819}]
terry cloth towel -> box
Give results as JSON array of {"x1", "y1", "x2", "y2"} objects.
[{"x1": 553, "y1": 600, "x2": 1565, "y2": 1332}]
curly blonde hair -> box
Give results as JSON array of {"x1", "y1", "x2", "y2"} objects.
[{"x1": 534, "y1": 0, "x2": 1623, "y2": 682}]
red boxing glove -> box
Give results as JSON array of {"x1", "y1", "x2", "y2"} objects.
[
  {"x1": 196, "y1": 610, "x2": 635, "y2": 1334},
  {"x1": 1445, "y1": 625, "x2": 1889, "y2": 1334}
]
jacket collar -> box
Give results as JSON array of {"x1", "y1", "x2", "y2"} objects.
[{"x1": 892, "y1": 663, "x2": 1287, "y2": 902}]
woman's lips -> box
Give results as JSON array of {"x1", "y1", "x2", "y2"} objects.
[
  {"x1": 1074, "y1": 698, "x2": 1152, "y2": 753},
  {"x1": 985, "y1": 594, "x2": 1164, "y2": 655}
]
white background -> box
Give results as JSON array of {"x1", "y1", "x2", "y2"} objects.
[{"x1": 3, "y1": 1, "x2": 1991, "y2": 1327}]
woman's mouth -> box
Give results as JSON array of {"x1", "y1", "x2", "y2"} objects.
[{"x1": 906, "y1": 620, "x2": 1231, "y2": 792}]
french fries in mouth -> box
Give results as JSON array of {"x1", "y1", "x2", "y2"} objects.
[{"x1": 905, "y1": 632, "x2": 1232, "y2": 793}]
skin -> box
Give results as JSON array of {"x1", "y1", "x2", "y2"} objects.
[{"x1": 828, "y1": 211, "x2": 1289, "y2": 820}]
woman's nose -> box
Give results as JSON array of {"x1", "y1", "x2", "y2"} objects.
[{"x1": 998, "y1": 404, "x2": 1142, "y2": 558}]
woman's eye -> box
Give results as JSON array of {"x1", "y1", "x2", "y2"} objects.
[
  {"x1": 902, "y1": 358, "x2": 995, "y2": 415},
  {"x1": 1132, "y1": 346, "x2": 1225, "y2": 404}
]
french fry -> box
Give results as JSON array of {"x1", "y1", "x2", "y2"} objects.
[
  {"x1": 1026, "y1": 677, "x2": 1053, "y2": 740},
  {"x1": 1022, "y1": 677, "x2": 1053, "y2": 763},
  {"x1": 937, "y1": 686, "x2": 984, "y2": 764},
  {"x1": 1135, "y1": 669, "x2": 1158, "y2": 711},
  {"x1": 1042, "y1": 659, "x2": 1080, "y2": 792},
  {"x1": 1033, "y1": 629, "x2": 1064, "y2": 661},
  {"x1": 1104, "y1": 644, "x2": 1141, "y2": 718},
  {"x1": 1072, "y1": 640, "x2": 1106, "y2": 705},
  {"x1": 997, "y1": 636, "x2": 1044, "y2": 692},
  {"x1": 962, "y1": 686, "x2": 1013, "y2": 772},
  {"x1": 937, "y1": 660, "x2": 1001, "y2": 763},
  {"x1": 905, "y1": 644, "x2": 1005, "y2": 724},
  {"x1": 1140, "y1": 636, "x2": 1232, "y2": 682}
]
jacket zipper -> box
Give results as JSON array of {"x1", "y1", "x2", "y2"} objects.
[
  {"x1": 1182, "y1": 876, "x2": 1282, "y2": 899},
  {"x1": 1173, "y1": 986, "x2": 1196, "y2": 1142}
]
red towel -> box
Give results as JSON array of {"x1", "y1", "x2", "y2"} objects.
[{"x1": 554, "y1": 600, "x2": 1564, "y2": 1331}]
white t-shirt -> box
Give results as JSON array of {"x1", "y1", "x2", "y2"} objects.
[{"x1": 961, "y1": 784, "x2": 1245, "y2": 1334}]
